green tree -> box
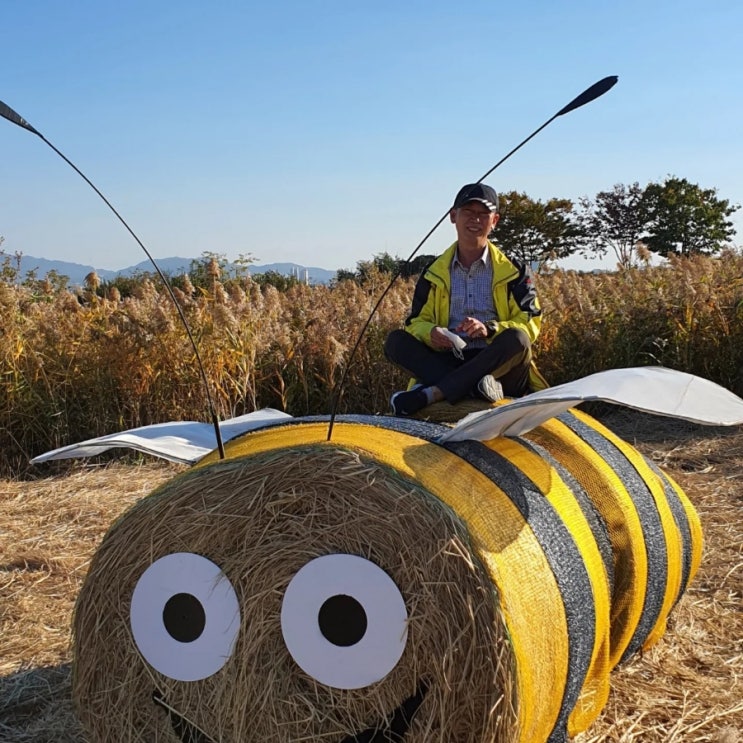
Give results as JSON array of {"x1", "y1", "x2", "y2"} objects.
[
  {"x1": 352, "y1": 258, "x2": 378, "y2": 285},
  {"x1": 189, "y1": 251, "x2": 228, "y2": 290},
  {"x1": 231, "y1": 252, "x2": 257, "y2": 279},
  {"x1": 187, "y1": 251, "x2": 257, "y2": 289},
  {"x1": 251, "y1": 270, "x2": 301, "y2": 291},
  {"x1": 32, "y1": 269, "x2": 70, "y2": 293},
  {"x1": 372, "y1": 252, "x2": 398, "y2": 275},
  {"x1": 0, "y1": 247, "x2": 21, "y2": 284},
  {"x1": 492, "y1": 191, "x2": 585, "y2": 267},
  {"x1": 333, "y1": 268, "x2": 357, "y2": 284},
  {"x1": 338, "y1": 252, "x2": 397, "y2": 285},
  {"x1": 337, "y1": 251, "x2": 439, "y2": 285},
  {"x1": 579, "y1": 182, "x2": 650, "y2": 268},
  {"x1": 99, "y1": 270, "x2": 160, "y2": 298},
  {"x1": 400, "y1": 253, "x2": 437, "y2": 278},
  {"x1": 641, "y1": 176, "x2": 739, "y2": 257}
]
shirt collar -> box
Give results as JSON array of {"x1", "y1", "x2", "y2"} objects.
[{"x1": 452, "y1": 243, "x2": 490, "y2": 269}]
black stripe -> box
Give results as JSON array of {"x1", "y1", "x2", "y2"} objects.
[
  {"x1": 520, "y1": 438, "x2": 615, "y2": 597},
  {"x1": 645, "y1": 462, "x2": 693, "y2": 603},
  {"x1": 224, "y1": 413, "x2": 603, "y2": 739},
  {"x1": 443, "y1": 439, "x2": 595, "y2": 743},
  {"x1": 222, "y1": 414, "x2": 450, "y2": 447},
  {"x1": 556, "y1": 412, "x2": 668, "y2": 664}
]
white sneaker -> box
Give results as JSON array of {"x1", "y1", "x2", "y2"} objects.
[{"x1": 477, "y1": 375, "x2": 503, "y2": 403}]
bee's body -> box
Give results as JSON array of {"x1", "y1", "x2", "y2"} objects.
[{"x1": 73, "y1": 409, "x2": 701, "y2": 742}]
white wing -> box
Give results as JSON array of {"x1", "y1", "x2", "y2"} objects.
[
  {"x1": 439, "y1": 367, "x2": 743, "y2": 443},
  {"x1": 30, "y1": 409, "x2": 292, "y2": 465}
]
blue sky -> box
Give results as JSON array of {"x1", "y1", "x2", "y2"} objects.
[{"x1": 2, "y1": 0, "x2": 741, "y2": 272}]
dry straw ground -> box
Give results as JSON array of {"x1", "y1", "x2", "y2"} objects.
[{"x1": 1, "y1": 411, "x2": 741, "y2": 742}]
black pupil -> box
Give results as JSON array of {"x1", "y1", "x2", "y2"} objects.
[
  {"x1": 318, "y1": 594, "x2": 367, "y2": 647},
  {"x1": 162, "y1": 592, "x2": 206, "y2": 643}
]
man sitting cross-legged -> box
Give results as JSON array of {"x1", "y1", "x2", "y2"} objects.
[{"x1": 384, "y1": 183, "x2": 548, "y2": 417}]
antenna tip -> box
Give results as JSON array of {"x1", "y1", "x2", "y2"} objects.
[
  {"x1": 0, "y1": 100, "x2": 42, "y2": 136},
  {"x1": 556, "y1": 75, "x2": 619, "y2": 117}
]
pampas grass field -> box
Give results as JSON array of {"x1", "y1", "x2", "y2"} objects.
[
  {"x1": 2, "y1": 251, "x2": 743, "y2": 477},
  {"x1": 1, "y1": 252, "x2": 742, "y2": 740}
]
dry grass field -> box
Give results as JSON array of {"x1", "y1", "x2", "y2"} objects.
[
  {"x1": 1, "y1": 410, "x2": 741, "y2": 742},
  {"x1": 3, "y1": 253, "x2": 743, "y2": 479}
]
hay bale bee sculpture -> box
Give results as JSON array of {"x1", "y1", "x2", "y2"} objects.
[
  {"x1": 34, "y1": 368, "x2": 743, "y2": 742},
  {"x1": 11, "y1": 80, "x2": 731, "y2": 742}
]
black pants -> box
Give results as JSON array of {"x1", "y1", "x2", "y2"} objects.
[{"x1": 384, "y1": 327, "x2": 532, "y2": 402}]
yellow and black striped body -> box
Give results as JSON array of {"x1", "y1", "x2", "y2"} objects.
[
  {"x1": 73, "y1": 409, "x2": 701, "y2": 743},
  {"x1": 198, "y1": 411, "x2": 701, "y2": 742}
]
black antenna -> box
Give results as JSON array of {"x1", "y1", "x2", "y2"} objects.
[
  {"x1": 0, "y1": 100, "x2": 226, "y2": 459},
  {"x1": 326, "y1": 75, "x2": 618, "y2": 440}
]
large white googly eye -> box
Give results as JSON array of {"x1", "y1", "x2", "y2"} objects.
[
  {"x1": 130, "y1": 552, "x2": 240, "y2": 682},
  {"x1": 281, "y1": 554, "x2": 408, "y2": 689}
]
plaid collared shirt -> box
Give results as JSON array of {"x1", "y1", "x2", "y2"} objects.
[{"x1": 449, "y1": 246, "x2": 498, "y2": 350}]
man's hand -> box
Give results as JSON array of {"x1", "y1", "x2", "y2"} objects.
[
  {"x1": 456, "y1": 317, "x2": 489, "y2": 339},
  {"x1": 430, "y1": 326, "x2": 454, "y2": 349}
]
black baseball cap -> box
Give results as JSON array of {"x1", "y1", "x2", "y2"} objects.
[{"x1": 452, "y1": 183, "x2": 499, "y2": 212}]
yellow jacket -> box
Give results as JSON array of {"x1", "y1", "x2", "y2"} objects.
[{"x1": 404, "y1": 241, "x2": 548, "y2": 391}]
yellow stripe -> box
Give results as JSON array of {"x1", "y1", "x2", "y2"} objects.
[
  {"x1": 524, "y1": 417, "x2": 648, "y2": 667},
  {"x1": 486, "y1": 438, "x2": 611, "y2": 735},
  {"x1": 570, "y1": 410, "x2": 683, "y2": 651},
  {"x1": 202, "y1": 422, "x2": 567, "y2": 743},
  {"x1": 665, "y1": 472, "x2": 704, "y2": 585}
]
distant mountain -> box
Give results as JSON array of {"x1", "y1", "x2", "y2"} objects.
[
  {"x1": 11, "y1": 255, "x2": 337, "y2": 286},
  {"x1": 10, "y1": 256, "x2": 119, "y2": 285}
]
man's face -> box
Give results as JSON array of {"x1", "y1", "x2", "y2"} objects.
[{"x1": 450, "y1": 201, "x2": 500, "y2": 244}]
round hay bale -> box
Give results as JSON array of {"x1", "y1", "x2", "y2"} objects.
[
  {"x1": 73, "y1": 446, "x2": 518, "y2": 742},
  {"x1": 72, "y1": 412, "x2": 703, "y2": 742},
  {"x1": 412, "y1": 397, "x2": 494, "y2": 424}
]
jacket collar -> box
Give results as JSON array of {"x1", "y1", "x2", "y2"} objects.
[{"x1": 426, "y1": 241, "x2": 516, "y2": 285}]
